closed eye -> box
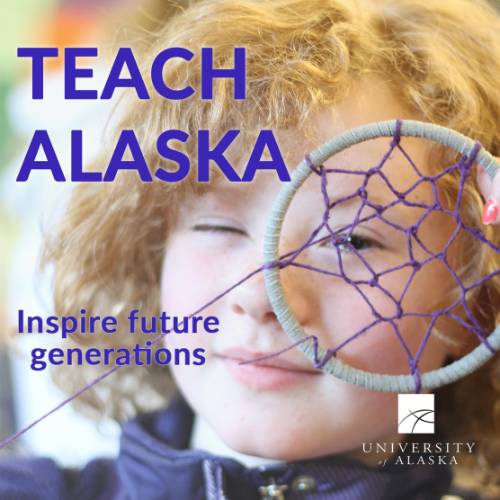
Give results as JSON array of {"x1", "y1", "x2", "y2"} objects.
[{"x1": 192, "y1": 224, "x2": 248, "y2": 236}]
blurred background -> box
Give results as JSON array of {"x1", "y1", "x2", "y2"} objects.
[{"x1": 0, "y1": 0, "x2": 190, "y2": 466}]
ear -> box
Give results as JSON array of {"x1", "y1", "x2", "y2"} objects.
[{"x1": 476, "y1": 157, "x2": 500, "y2": 225}]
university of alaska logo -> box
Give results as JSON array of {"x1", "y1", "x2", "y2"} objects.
[{"x1": 397, "y1": 394, "x2": 435, "y2": 434}]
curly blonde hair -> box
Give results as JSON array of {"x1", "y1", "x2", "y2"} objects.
[{"x1": 42, "y1": 0, "x2": 499, "y2": 494}]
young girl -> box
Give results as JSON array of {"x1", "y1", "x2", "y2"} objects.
[{"x1": 2, "y1": 0, "x2": 500, "y2": 499}]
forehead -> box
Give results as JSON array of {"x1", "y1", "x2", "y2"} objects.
[{"x1": 186, "y1": 75, "x2": 435, "y2": 211}]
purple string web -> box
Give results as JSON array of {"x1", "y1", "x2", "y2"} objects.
[
  {"x1": 257, "y1": 121, "x2": 499, "y2": 393},
  {"x1": 1, "y1": 122, "x2": 499, "y2": 449}
]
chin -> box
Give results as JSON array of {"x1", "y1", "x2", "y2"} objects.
[{"x1": 213, "y1": 418, "x2": 341, "y2": 462}]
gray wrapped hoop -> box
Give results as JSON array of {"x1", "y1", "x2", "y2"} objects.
[{"x1": 263, "y1": 119, "x2": 500, "y2": 393}]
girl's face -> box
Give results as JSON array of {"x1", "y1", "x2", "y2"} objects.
[{"x1": 161, "y1": 80, "x2": 457, "y2": 461}]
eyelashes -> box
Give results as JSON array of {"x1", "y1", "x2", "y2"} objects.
[
  {"x1": 192, "y1": 223, "x2": 248, "y2": 237},
  {"x1": 321, "y1": 233, "x2": 381, "y2": 253},
  {"x1": 339, "y1": 234, "x2": 375, "y2": 252},
  {"x1": 192, "y1": 223, "x2": 381, "y2": 254}
]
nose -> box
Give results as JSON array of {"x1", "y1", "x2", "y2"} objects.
[
  {"x1": 230, "y1": 261, "x2": 312, "y2": 327},
  {"x1": 230, "y1": 265, "x2": 276, "y2": 323}
]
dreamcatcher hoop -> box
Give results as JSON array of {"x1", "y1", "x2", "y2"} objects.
[{"x1": 263, "y1": 119, "x2": 500, "y2": 393}]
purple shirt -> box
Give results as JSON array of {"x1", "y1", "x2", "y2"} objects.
[{"x1": 0, "y1": 398, "x2": 478, "y2": 499}]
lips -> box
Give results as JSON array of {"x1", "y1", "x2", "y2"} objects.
[{"x1": 216, "y1": 347, "x2": 321, "y2": 390}]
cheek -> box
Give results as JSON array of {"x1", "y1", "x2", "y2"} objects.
[
  {"x1": 316, "y1": 268, "x2": 449, "y2": 375},
  {"x1": 160, "y1": 237, "x2": 218, "y2": 355},
  {"x1": 317, "y1": 290, "x2": 410, "y2": 374},
  {"x1": 161, "y1": 232, "x2": 256, "y2": 314},
  {"x1": 162, "y1": 243, "x2": 211, "y2": 315},
  {"x1": 160, "y1": 234, "x2": 255, "y2": 351},
  {"x1": 160, "y1": 237, "x2": 221, "y2": 396},
  {"x1": 161, "y1": 230, "x2": 245, "y2": 319}
]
